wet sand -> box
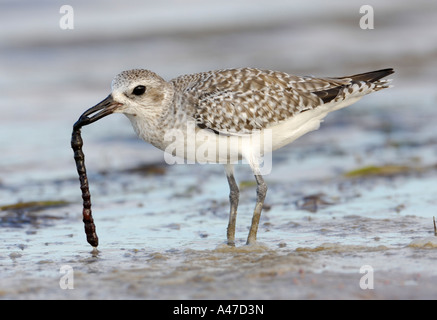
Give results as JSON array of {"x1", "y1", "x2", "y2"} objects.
[{"x1": 1, "y1": 0, "x2": 437, "y2": 300}]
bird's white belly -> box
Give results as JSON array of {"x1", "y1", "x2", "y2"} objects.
[
  {"x1": 130, "y1": 96, "x2": 362, "y2": 167},
  {"x1": 160, "y1": 114, "x2": 323, "y2": 168},
  {"x1": 269, "y1": 96, "x2": 363, "y2": 150},
  {"x1": 162, "y1": 126, "x2": 246, "y2": 164}
]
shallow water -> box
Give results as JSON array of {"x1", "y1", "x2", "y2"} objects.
[{"x1": 1, "y1": 0, "x2": 437, "y2": 299}]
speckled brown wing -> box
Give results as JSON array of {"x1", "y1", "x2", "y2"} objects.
[
  {"x1": 171, "y1": 67, "x2": 393, "y2": 135},
  {"x1": 177, "y1": 68, "x2": 350, "y2": 135}
]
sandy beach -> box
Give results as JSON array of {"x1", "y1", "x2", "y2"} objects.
[{"x1": 1, "y1": 0, "x2": 437, "y2": 300}]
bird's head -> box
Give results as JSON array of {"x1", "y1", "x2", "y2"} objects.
[{"x1": 74, "y1": 69, "x2": 173, "y2": 129}]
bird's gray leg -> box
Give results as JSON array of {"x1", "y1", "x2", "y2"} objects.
[
  {"x1": 247, "y1": 174, "x2": 267, "y2": 245},
  {"x1": 225, "y1": 164, "x2": 239, "y2": 246}
]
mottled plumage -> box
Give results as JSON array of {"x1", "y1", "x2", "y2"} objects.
[
  {"x1": 169, "y1": 68, "x2": 392, "y2": 135},
  {"x1": 77, "y1": 67, "x2": 394, "y2": 246}
]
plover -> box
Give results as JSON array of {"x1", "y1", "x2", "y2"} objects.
[{"x1": 74, "y1": 67, "x2": 394, "y2": 246}]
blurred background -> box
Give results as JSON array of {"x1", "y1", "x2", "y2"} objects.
[
  {"x1": 1, "y1": 0, "x2": 436, "y2": 192},
  {"x1": 1, "y1": 0, "x2": 437, "y2": 299}
]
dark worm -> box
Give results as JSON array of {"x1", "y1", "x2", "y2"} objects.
[
  {"x1": 71, "y1": 94, "x2": 117, "y2": 247},
  {"x1": 71, "y1": 117, "x2": 99, "y2": 247}
]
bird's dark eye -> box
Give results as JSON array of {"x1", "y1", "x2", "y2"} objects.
[{"x1": 132, "y1": 85, "x2": 146, "y2": 96}]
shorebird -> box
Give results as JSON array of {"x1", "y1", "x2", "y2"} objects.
[{"x1": 76, "y1": 67, "x2": 394, "y2": 246}]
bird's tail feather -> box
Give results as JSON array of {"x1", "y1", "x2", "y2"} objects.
[{"x1": 344, "y1": 68, "x2": 394, "y2": 83}]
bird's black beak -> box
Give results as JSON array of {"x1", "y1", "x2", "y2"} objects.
[{"x1": 73, "y1": 94, "x2": 122, "y2": 129}]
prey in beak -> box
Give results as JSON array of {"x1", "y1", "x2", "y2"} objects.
[
  {"x1": 71, "y1": 94, "x2": 122, "y2": 248},
  {"x1": 73, "y1": 94, "x2": 122, "y2": 129}
]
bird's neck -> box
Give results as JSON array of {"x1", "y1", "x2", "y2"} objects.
[{"x1": 125, "y1": 95, "x2": 174, "y2": 151}]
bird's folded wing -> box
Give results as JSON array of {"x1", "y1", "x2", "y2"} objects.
[{"x1": 188, "y1": 68, "x2": 350, "y2": 135}]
